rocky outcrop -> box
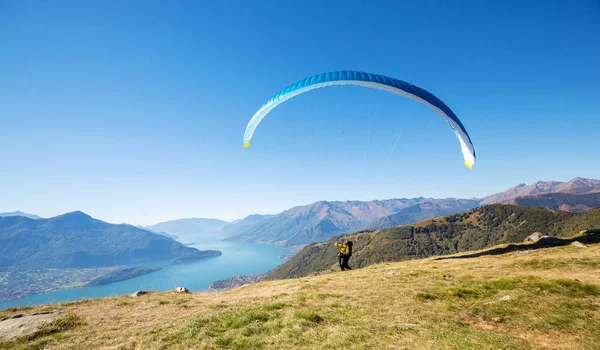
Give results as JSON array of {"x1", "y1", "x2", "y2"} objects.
[
  {"x1": 0, "y1": 311, "x2": 63, "y2": 340},
  {"x1": 130, "y1": 290, "x2": 152, "y2": 297},
  {"x1": 524, "y1": 232, "x2": 545, "y2": 243}
]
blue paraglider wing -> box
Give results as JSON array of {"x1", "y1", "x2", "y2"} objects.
[{"x1": 243, "y1": 71, "x2": 476, "y2": 169}]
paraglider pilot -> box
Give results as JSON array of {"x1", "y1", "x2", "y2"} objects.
[{"x1": 334, "y1": 239, "x2": 353, "y2": 271}]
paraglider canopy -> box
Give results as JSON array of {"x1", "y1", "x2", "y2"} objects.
[{"x1": 243, "y1": 71, "x2": 476, "y2": 169}]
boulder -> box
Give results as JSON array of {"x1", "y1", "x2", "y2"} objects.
[
  {"x1": 0, "y1": 311, "x2": 63, "y2": 340},
  {"x1": 175, "y1": 287, "x2": 190, "y2": 293},
  {"x1": 570, "y1": 241, "x2": 587, "y2": 248},
  {"x1": 524, "y1": 232, "x2": 544, "y2": 243},
  {"x1": 130, "y1": 290, "x2": 151, "y2": 297}
]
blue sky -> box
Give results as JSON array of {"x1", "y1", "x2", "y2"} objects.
[{"x1": 1, "y1": 0, "x2": 599, "y2": 225}]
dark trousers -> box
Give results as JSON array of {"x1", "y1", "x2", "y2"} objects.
[{"x1": 338, "y1": 254, "x2": 352, "y2": 271}]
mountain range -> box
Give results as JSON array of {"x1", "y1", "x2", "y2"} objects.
[
  {"x1": 361, "y1": 198, "x2": 482, "y2": 230},
  {"x1": 222, "y1": 177, "x2": 600, "y2": 247},
  {"x1": 224, "y1": 198, "x2": 480, "y2": 247},
  {"x1": 221, "y1": 214, "x2": 275, "y2": 236},
  {"x1": 4, "y1": 177, "x2": 599, "y2": 249},
  {"x1": 480, "y1": 177, "x2": 600, "y2": 204},
  {"x1": 0, "y1": 211, "x2": 221, "y2": 269}
]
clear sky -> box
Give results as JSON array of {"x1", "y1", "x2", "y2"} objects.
[{"x1": 1, "y1": 0, "x2": 599, "y2": 225}]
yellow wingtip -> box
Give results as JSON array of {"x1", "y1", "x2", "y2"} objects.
[
  {"x1": 243, "y1": 141, "x2": 250, "y2": 148},
  {"x1": 465, "y1": 160, "x2": 473, "y2": 169}
]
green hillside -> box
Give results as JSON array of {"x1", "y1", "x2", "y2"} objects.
[
  {"x1": 267, "y1": 205, "x2": 600, "y2": 280},
  {"x1": 508, "y1": 192, "x2": 600, "y2": 212}
]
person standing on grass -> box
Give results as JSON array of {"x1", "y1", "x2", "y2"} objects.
[{"x1": 334, "y1": 239, "x2": 353, "y2": 271}]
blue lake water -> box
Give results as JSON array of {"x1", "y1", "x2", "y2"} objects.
[{"x1": 0, "y1": 236, "x2": 292, "y2": 310}]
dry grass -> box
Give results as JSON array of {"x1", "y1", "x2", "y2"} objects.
[{"x1": 1, "y1": 242, "x2": 599, "y2": 349}]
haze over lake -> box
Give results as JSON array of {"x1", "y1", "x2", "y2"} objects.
[{"x1": 0, "y1": 235, "x2": 292, "y2": 310}]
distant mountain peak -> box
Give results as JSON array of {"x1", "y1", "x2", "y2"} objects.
[
  {"x1": 146, "y1": 217, "x2": 230, "y2": 239},
  {"x1": 58, "y1": 211, "x2": 93, "y2": 219},
  {"x1": 245, "y1": 214, "x2": 268, "y2": 219},
  {"x1": 46, "y1": 211, "x2": 106, "y2": 230},
  {"x1": 0, "y1": 211, "x2": 42, "y2": 220},
  {"x1": 566, "y1": 177, "x2": 594, "y2": 185},
  {"x1": 150, "y1": 217, "x2": 229, "y2": 226},
  {"x1": 481, "y1": 177, "x2": 600, "y2": 205}
]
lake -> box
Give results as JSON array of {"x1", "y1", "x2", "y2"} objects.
[{"x1": 0, "y1": 236, "x2": 292, "y2": 310}]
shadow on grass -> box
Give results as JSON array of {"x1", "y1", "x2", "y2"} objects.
[{"x1": 433, "y1": 232, "x2": 600, "y2": 261}]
